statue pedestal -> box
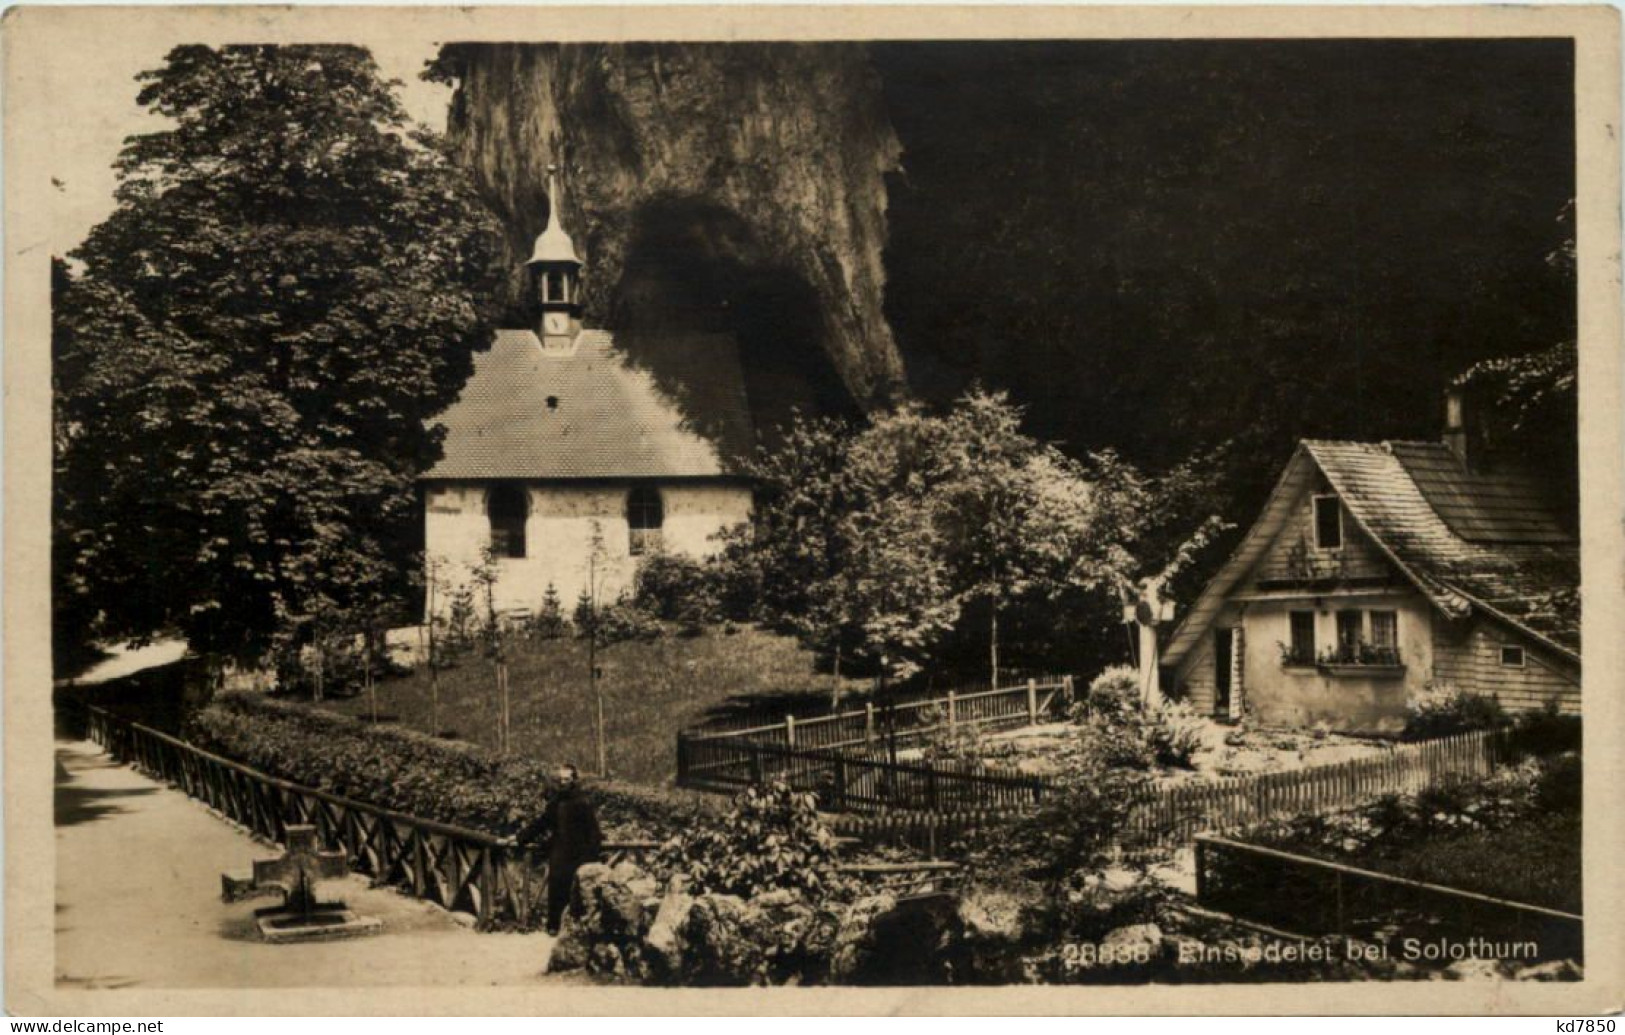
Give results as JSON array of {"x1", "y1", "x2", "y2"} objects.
[
  {"x1": 222, "y1": 825, "x2": 385, "y2": 944},
  {"x1": 253, "y1": 903, "x2": 383, "y2": 944}
]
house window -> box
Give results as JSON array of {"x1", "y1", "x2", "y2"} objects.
[
  {"x1": 1336, "y1": 610, "x2": 1363, "y2": 649},
  {"x1": 1287, "y1": 611, "x2": 1316, "y2": 665},
  {"x1": 627, "y1": 486, "x2": 664, "y2": 556},
  {"x1": 1370, "y1": 611, "x2": 1398, "y2": 650},
  {"x1": 1334, "y1": 611, "x2": 1363, "y2": 661},
  {"x1": 1501, "y1": 645, "x2": 1526, "y2": 668},
  {"x1": 487, "y1": 484, "x2": 528, "y2": 559},
  {"x1": 1313, "y1": 495, "x2": 1343, "y2": 550}
]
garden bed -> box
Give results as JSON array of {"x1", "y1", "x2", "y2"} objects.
[
  {"x1": 1221, "y1": 752, "x2": 1581, "y2": 920},
  {"x1": 936, "y1": 718, "x2": 1390, "y2": 788}
]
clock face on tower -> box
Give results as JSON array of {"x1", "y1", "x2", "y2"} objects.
[{"x1": 544, "y1": 312, "x2": 569, "y2": 336}]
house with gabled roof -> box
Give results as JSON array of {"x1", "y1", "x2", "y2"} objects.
[
  {"x1": 1162, "y1": 390, "x2": 1579, "y2": 733},
  {"x1": 420, "y1": 169, "x2": 754, "y2": 616}
]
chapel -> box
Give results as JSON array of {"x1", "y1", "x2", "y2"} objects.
[{"x1": 420, "y1": 168, "x2": 755, "y2": 617}]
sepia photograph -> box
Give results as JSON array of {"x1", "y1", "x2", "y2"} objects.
[{"x1": 5, "y1": 3, "x2": 1622, "y2": 1017}]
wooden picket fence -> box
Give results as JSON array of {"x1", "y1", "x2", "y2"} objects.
[
  {"x1": 82, "y1": 705, "x2": 649, "y2": 931},
  {"x1": 693, "y1": 726, "x2": 1511, "y2": 849},
  {"x1": 1121, "y1": 729, "x2": 1509, "y2": 845}
]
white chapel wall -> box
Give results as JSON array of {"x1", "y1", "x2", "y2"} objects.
[{"x1": 423, "y1": 482, "x2": 752, "y2": 617}]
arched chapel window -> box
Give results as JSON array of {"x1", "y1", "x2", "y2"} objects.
[
  {"x1": 626, "y1": 486, "x2": 664, "y2": 556},
  {"x1": 488, "y1": 484, "x2": 528, "y2": 559}
]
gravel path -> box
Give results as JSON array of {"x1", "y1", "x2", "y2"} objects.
[{"x1": 54, "y1": 737, "x2": 576, "y2": 990}]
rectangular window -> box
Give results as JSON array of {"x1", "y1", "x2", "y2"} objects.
[
  {"x1": 1332, "y1": 610, "x2": 1363, "y2": 663},
  {"x1": 1313, "y1": 495, "x2": 1343, "y2": 550},
  {"x1": 1370, "y1": 611, "x2": 1398, "y2": 649},
  {"x1": 1336, "y1": 610, "x2": 1363, "y2": 648},
  {"x1": 1287, "y1": 611, "x2": 1316, "y2": 665},
  {"x1": 1501, "y1": 645, "x2": 1526, "y2": 668}
]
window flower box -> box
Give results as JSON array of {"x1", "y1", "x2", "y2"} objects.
[
  {"x1": 1315, "y1": 641, "x2": 1404, "y2": 677},
  {"x1": 1318, "y1": 661, "x2": 1406, "y2": 679}
]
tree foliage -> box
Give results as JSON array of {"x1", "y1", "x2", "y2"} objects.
[
  {"x1": 53, "y1": 45, "x2": 503, "y2": 663},
  {"x1": 739, "y1": 390, "x2": 1224, "y2": 681}
]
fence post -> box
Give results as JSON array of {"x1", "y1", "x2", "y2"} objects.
[
  {"x1": 785, "y1": 715, "x2": 796, "y2": 748},
  {"x1": 1194, "y1": 837, "x2": 1207, "y2": 901},
  {"x1": 749, "y1": 743, "x2": 764, "y2": 786},
  {"x1": 676, "y1": 733, "x2": 689, "y2": 786},
  {"x1": 478, "y1": 847, "x2": 495, "y2": 928},
  {"x1": 947, "y1": 691, "x2": 957, "y2": 734},
  {"x1": 1027, "y1": 679, "x2": 1039, "y2": 723},
  {"x1": 835, "y1": 758, "x2": 848, "y2": 811},
  {"x1": 865, "y1": 702, "x2": 875, "y2": 745}
]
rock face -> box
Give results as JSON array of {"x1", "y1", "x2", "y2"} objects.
[
  {"x1": 435, "y1": 43, "x2": 907, "y2": 418},
  {"x1": 546, "y1": 861, "x2": 968, "y2": 986}
]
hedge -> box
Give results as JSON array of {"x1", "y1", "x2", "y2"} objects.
[{"x1": 184, "y1": 692, "x2": 721, "y2": 839}]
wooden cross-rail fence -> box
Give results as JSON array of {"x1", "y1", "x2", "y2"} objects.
[
  {"x1": 684, "y1": 676, "x2": 1074, "y2": 756},
  {"x1": 82, "y1": 705, "x2": 650, "y2": 931},
  {"x1": 80, "y1": 705, "x2": 971, "y2": 928},
  {"x1": 1194, "y1": 833, "x2": 1583, "y2": 961}
]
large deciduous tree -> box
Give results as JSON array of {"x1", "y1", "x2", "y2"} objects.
[
  {"x1": 53, "y1": 45, "x2": 503, "y2": 668},
  {"x1": 741, "y1": 391, "x2": 1225, "y2": 685}
]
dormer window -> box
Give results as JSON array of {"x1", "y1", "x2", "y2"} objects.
[{"x1": 1313, "y1": 495, "x2": 1343, "y2": 551}]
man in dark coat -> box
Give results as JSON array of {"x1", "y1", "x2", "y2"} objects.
[{"x1": 514, "y1": 763, "x2": 602, "y2": 935}]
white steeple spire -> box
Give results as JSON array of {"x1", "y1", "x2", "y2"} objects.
[{"x1": 527, "y1": 164, "x2": 581, "y2": 266}]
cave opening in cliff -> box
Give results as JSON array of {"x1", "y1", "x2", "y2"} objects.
[{"x1": 610, "y1": 196, "x2": 860, "y2": 449}]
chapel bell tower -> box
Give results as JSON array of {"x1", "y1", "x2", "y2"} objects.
[{"x1": 528, "y1": 164, "x2": 583, "y2": 352}]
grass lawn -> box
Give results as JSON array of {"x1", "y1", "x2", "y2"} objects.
[
  {"x1": 316, "y1": 626, "x2": 868, "y2": 786},
  {"x1": 1366, "y1": 811, "x2": 1581, "y2": 913}
]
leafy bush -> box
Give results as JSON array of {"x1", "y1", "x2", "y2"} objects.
[
  {"x1": 596, "y1": 599, "x2": 665, "y2": 643},
  {"x1": 1076, "y1": 709, "x2": 1156, "y2": 770},
  {"x1": 1085, "y1": 665, "x2": 1141, "y2": 718},
  {"x1": 1401, "y1": 683, "x2": 1508, "y2": 741},
  {"x1": 1248, "y1": 753, "x2": 1576, "y2": 862},
  {"x1": 967, "y1": 760, "x2": 1153, "y2": 881},
  {"x1": 574, "y1": 592, "x2": 664, "y2": 645},
  {"x1": 1535, "y1": 752, "x2": 1581, "y2": 813},
  {"x1": 1069, "y1": 666, "x2": 1204, "y2": 770},
  {"x1": 634, "y1": 552, "x2": 722, "y2": 627},
  {"x1": 268, "y1": 630, "x2": 405, "y2": 700},
  {"x1": 1245, "y1": 754, "x2": 1581, "y2": 912},
  {"x1": 658, "y1": 782, "x2": 850, "y2": 900},
  {"x1": 185, "y1": 692, "x2": 716, "y2": 839},
  {"x1": 1144, "y1": 700, "x2": 1205, "y2": 769},
  {"x1": 1509, "y1": 701, "x2": 1581, "y2": 758}
]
